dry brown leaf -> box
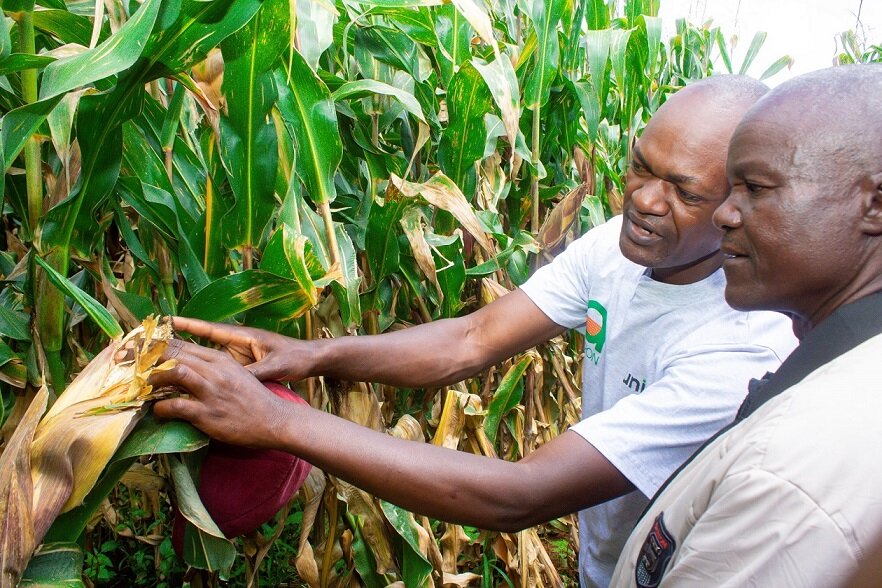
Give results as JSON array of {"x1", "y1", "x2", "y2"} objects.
[
  {"x1": 440, "y1": 524, "x2": 472, "y2": 574},
  {"x1": 480, "y1": 277, "x2": 510, "y2": 306},
  {"x1": 336, "y1": 384, "x2": 383, "y2": 432},
  {"x1": 389, "y1": 414, "x2": 424, "y2": 442},
  {"x1": 400, "y1": 207, "x2": 442, "y2": 302},
  {"x1": 0, "y1": 385, "x2": 47, "y2": 586},
  {"x1": 332, "y1": 478, "x2": 397, "y2": 575},
  {"x1": 442, "y1": 572, "x2": 482, "y2": 587},
  {"x1": 389, "y1": 173, "x2": 496, "y2": 256},
  {"x1": 538, "y1": 184, "x2": 588, "y2": 253}
]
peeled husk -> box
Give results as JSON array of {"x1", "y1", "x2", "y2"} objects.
[{"x1": 0, "y1": 316, "x2": 175, "y2": 585}]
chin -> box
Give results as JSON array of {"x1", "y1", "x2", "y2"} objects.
[{"x1": 618, "y1": 235, "x2": 660, "y2": 269}]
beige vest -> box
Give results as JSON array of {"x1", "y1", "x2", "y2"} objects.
[{"x1": 611, "y1": 333, "x2": 882, "y2": 587}]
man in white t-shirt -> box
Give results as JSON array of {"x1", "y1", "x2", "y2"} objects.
[{"x1": 148, "y1": 76, "x2": 796, "y2": 587}]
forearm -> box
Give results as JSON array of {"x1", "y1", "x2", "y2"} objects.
[
  {"x1": 272, "y1": 400, "x2": 557, "y2": 531},
  {"x1": 301, "y1": 290, "x2": 565, "y2": 388},
  {"x1": 307, "y1": 318, "x2": 487, "y2": 388}
]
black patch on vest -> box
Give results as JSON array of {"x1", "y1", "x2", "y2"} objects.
[{"x1": 635, "y1": 512, "x2": 676, "y2": 588}]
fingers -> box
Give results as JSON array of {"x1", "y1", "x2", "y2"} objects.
[
  {"x1": 173, "y1": 316, "x2": 251, "y2": 346},
  {"x1": 153, "y1": 397, "x2": 201, "y2": 422},
  {"x1": 149, "y1": 356, "x2": 211, "y2": 395},
  {"x1": 164, "y1": 338, "x2": 224, "y2": 363}
]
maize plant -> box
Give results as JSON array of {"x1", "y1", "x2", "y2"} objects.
[{"x1": 0, "y1": 0, "x2": 814, "y2": 584}]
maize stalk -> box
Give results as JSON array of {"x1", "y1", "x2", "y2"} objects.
[{"x1": 0, "y1": 316, "x2": 175, "y2": 586}]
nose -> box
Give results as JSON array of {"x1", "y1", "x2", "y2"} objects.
[
  {"x1": 627, "y1": 178, "x2": 669, "y2": 216},
  {"x1": 713, "y1": 195, "x2": 742, "y2": 231}
]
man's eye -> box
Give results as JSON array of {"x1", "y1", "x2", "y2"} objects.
[
  {"x1": 630, "y1": 160, "x2": 647, "y2": 173},
  {"x1": 677, "y1": 187, "x2": 703, "y2": 203},
  {"x1": 745, "y1": 182, "x2": 765, "y2": 195}
]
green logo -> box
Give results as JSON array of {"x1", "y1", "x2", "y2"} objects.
[{"x1": 584, "y1": 300, "x2": 607, "y2": 353}]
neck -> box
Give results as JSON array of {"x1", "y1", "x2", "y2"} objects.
[{"x1": 650, "y1": 249, "x2": 723, "y2": 285}]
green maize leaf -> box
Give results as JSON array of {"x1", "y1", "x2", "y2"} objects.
[
  {"x1": 295, "y1": 0, "x2": 337, "y2": 68},
  {"x1": 585, "y1": 0, "x2": 611, "y2": 29},
  {"x1": 19, "y1": 543, "x2": 84, "y2": 587},
  {"x1": 356, "y1": 25, "x2": 426, "y2": 82},
  {"x1": 715, "y1": 29, "x2": 734, "y2": 74},
  {"x1": 218, "y1": 0, "x2": 288, "y2": 254},
  {"x1": 382, "y1": 7, "x2": 437, "y2": 47},
  {"x1": 356, "y1": 0, "x2": 441, "y2": 6},
  {"x1": 435, "y1": 4, "x2": 471, "y2": 84},
  {"x1": 0, "y1": 54, "x2": 55, "y2": 77},
  {"x1": 2, "y1": 0, "x2": 35, "y2": 12},
  {"x1": 169, "y1": 455, "x2": 236, "y2": 578},
  {"x1": 609, "y1": 28, "x2": 632, "y2": 89},
  {"x1": 430, "y1": 233, "x2": 465, "y2": 319},
  {"x1": 366, "y1": 197, "x2": 410, "y2": 285},
  {"x1": 0, "y1": 304, "x2": 30, "y2": 341},
  {"x1": 739, "y1": 31, "x2": 767, "y2": 75},
  {"x1": 484, "y1": 354, "x2": 533, "y2": 445},
  {"x1": 141, "y1": 0, "x2": 263, "y2": 80},
  {"x1": 34, "y1": 256, "x2": 123, "y2": 340},
  {"x1": 760, "y1": 54, "x2": 794, "y2": 81},
  {"x1": 450, "y1": 0, "x2": 498, "y2": 56},
  {"x1": 380, "y1": 502, "x2": 433, "y2": 588},
  {"x1": 438, "y1": 62, "x2": 492, "y2": 196},
  {"x1": 112, "y1": 202, "x2": 160, "y2": 279},
  {"x1": 38, "y1": 0, "x2": 162, "y2": 100},
  {"x1": 643, "y1": 16, "x2": 662, "y2": 74},
  {"x1": 180, "y1": 270, "x2": 317, "y2": 322},
  {"x1": 585, "y1": 29, "x2": 611, "y2": 112},
  {"x1": 0, "y1": 12, "x2": 8, "y2": 59},
  {"x1": 1, "y1": 96, "x2": 63, "y2": 173},
  {"x1": 113, "y1": 413, "x2": 208, "y2": 461},
  {"x1": 346, "y1": 514, "x2": 386, "y2": 588},
  {"x1": 522, "y1": 0, "x2": 565, "y2": 109},
  {"x1": 333, "y1": 79, "x2": 426, "y2": 123},
  {"x1": 261, "y1": 225, "x2": 326, "y2": 282},
  {"x1": 275, "y1": 54, "x2": 342, "y2": 207},
  {"x1": 32, "y1": 10, "x2": 102, "y2": 46},
  {"x1": 331, "y1": 223, "x2": 363, "y2": 329},
  {"x1": 472, "y1": 55, "x2": 520, "y2": 149},
  {"x1": 0, "y1": 338, "x2": 21, "y2": 369}
]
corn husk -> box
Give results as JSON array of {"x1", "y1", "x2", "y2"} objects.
[{"x1": 0, "y1": 316, "x2": 175, "y2": 586}]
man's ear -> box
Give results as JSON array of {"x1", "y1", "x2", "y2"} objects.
[{"x1": 860, "y1": 171, "x2": 882, "y2": 236}]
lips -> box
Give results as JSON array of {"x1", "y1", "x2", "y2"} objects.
[{"x1": 624, "y1": 213, "x2": 664, "y2": 245}]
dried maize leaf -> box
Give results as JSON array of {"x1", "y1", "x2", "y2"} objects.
[
  {"x1": 29, "y1": 317, "x2": 174, "y2": 547},
  {"x1": 333, "y1": 478, "x2": 397, "y2": 575},
  {"x1": 0, "y1": 385, "x2": 47, "y2": 587},
  {"x1": 538, "y1": 184, "x2": 588, "y2": 253},
  {"x1": 389, "y1": 414, "x2": 424, "y2": 442}
]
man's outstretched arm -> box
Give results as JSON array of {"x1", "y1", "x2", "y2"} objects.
[
  {"x1": 150, "y1": 342, "x2": 634, "y2": 531},
  {"x1": 175, "y1": 289, "x2": 566, "y2": 388}
]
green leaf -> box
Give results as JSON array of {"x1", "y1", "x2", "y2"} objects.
[
  {"x1": 332, "y1": 79, "x2": 426, "y2": 123},
  {"x1": 169, "y1": 455, "x2": 236, "y2": 577},
  {"x1": 484, "y1": 354, "x2": 533, "y2": 445},
  {"x1": 34, "y1": 256, "x2": 123, "y2": 340},
  {"x1": 113, "y1": 413, "x2": 208, "y2": 461},
  {"x1": 472, "y1": 55, "x2": 520, "y2": 148},
  {"x1": 366, "y1": 197, "x2": 409, "y2": 284},
  {"x1": 142, "y1": 0, "x2": 263, "y2": 80},
  {"x1": 0, "y1": 53, "x2": 55, "y2": 77},
  {"x1": 739, "y1": 31, "x2": 767, "y2": 75},
  {"x1": 32, "y1": 10, "x2": 99, "y2": 46},
  {"x1": 180, "y1": 270, "x2": 317, "y2": 322},
  {"x1": 2, "y1": 96, "x2": 63, "y2": 172},
  {"x1": 435, "y1": 4, "x2": 471, "y2": 84},
  {"x1": 759, "y1": 54, "x2": 794, "y2": 81},
  {"x1": 39, "y1": 0, "x2": 162, "y2": 100},
  {"x1": 217, "y1": 0, "x2": 289, "y2": 253},
  {"x1": 356, "y1": 25, "x2": 427, "y2": 82},
  {"x1": 0, "y1": 304, "x2": 30, "y2": 341},
  {"x1": 380, "y1": 502, "x2": 433, "y2": 588},
  {"x1": 19, "y1": 543, "x2": 84, "y2": 587},
  {"x1": 438, "y1": 62, "x2": 492, "y2": 195},
  {"x1": 522, "y1": 0, "x2": 565, "y2": 109},
  {"x1": 275, "y1": 53, "x2": 342, "y2": 206}
]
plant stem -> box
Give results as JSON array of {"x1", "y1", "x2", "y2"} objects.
[
  {"x1": 18, "y1": 9, "x2": 42, "y2": 240},
  {"x1": 319, "y1": 201, "x2": 341, "y2": 268},
  {"x1": 530, "y1": 105, "x2": 541, "y2": 233}
]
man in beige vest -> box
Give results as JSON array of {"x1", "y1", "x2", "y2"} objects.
[{"x1": 611, "y1": 63, "x2": 882, "y2": 587}]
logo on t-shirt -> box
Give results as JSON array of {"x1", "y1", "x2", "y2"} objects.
[{"x1": 584, "y1": 300, "x2": 608, "y2": 363}]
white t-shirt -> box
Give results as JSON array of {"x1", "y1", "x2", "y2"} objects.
[{"x1": 519, "y1": 216, "x2": 796, "y2": 588}]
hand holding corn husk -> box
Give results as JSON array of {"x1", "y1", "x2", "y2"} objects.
[{"x1": 0, "y1": 317, "x2": 176, "y2": 586}]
